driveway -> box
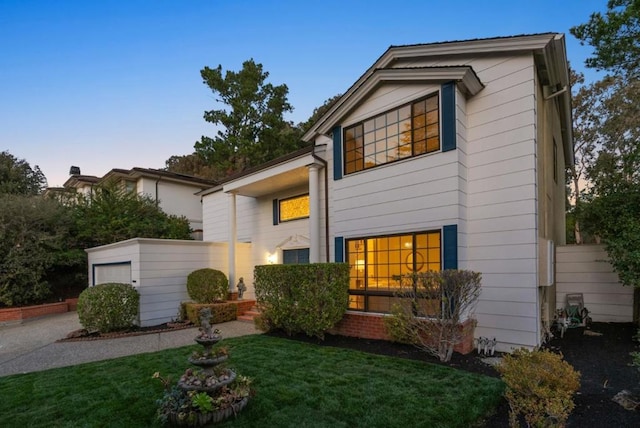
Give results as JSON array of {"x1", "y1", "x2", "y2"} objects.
[{"x1": 0, "y1": 312, "x2": 261, "y2": 377}]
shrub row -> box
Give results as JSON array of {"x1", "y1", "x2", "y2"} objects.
[
  {"x1": 254, "y1": 263, "x2": 349, "y2": 339},
  {"x1": 181, "y1": 302, "x2": 237, "y2": 326}
]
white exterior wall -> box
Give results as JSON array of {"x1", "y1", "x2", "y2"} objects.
[
  {"x1": 86, "y1": 239, "x2": 253, "y2": 327},
  {"x1": 137, "y1": 177, "x2": 204, "y2": 232},
  {"x1": 202, "y1": 191, "x2": 255, "y2": 243},
  {"x1": 323, "y1": 53, "x2": 541, "y2": 351},
  {"x1": 333, "y1": 83, "x2": 462, "y2": 239},
  {"x1": 252, "y1": 185, "x2": 310, "y2": 267},
  {"x1": 556, "y1": 245, "x2": 634, "y2": 322}
]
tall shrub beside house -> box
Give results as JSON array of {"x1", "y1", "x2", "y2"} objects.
[
  {"x1": 384, "y1": 270, "x2": 481, "y2": 362},
  {"x1": 254, "y1": 263, "x2": 349, "y2": 339}
]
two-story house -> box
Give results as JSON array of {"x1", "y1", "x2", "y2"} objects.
[{"x1": 201, "y1": 33, "x2": 572, "y2": 352}]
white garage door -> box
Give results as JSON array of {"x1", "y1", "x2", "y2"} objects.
[{"x1": 94, "y1": 262, "x2": 132, "y2": 285}]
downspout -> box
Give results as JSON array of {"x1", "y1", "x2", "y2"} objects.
[{"x1": 311, "y1": 151, "x2": 330, "y2": 262}]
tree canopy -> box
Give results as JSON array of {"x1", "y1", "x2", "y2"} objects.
[
  {"x1": 194, "y1": 59, "x2": 308, "y2": 179},
  {"x1": 570, "y1": 0, "x2": 640, "y2": 287},
  {"x1": 72, "y1": 181, "x2": 193, "y2": 249},
  {"x1": 571, "y1": 0, "x2": 640, "y2": 77},
  {"x1": 0, "y1": 151, "x2": 47, "y2": 195}
]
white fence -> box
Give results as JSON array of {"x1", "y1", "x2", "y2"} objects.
[{"x1": 556, "y1": 244, "x2": 634, "y2": 322}]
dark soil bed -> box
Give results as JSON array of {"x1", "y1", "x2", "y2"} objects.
[
  {"x1": 57, "y1": 321, "x2": 192, "y2": 342},
  {"x1": 267, "y1": 322, "x2": 640, "y2": 427}
]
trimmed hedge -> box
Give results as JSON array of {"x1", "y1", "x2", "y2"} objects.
[
  {"x1": 254, "y1": 263, "x2": 349, "y2": 339},
  {"x1": 181, "y1": 302, "x2": 237, "y2": 326},
  {"x1": 186, "y1": 268, "x2": 228, "y2": 303},
  {"x1": 77, "y1": 283, "x2": 139, "y2": 332}
]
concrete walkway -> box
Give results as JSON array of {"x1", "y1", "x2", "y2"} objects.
[{"x1": 0, "y1": 312, "x2": 261, "y2": 377}]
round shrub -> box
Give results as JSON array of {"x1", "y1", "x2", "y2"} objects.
[
  {"x1": 77, "y1": 283, "x2": 139, "y2": 332},
  {"x1": 498, "y1": 348, "x2": 580, "y2": 427},
  {"x1": 187, "y1": 268, "x2": 228, "y2": 303}
]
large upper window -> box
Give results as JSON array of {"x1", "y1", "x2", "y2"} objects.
[
  {"x1": 343, "y1": 93, "x2": 440, "y2": 174},
  {"x1": 346, "y1": 231, "x2": 441, "y2": 312}
]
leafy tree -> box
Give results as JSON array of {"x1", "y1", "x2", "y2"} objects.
[
  {"x1": 0, "y1": 195, "x2": 73, "y2": 306},
  {"x1": 571, "y1": 0, "x2": 640, "y2": 77},
  {"x1": 164, "y1": 153, "x2": 219, "y2": 180},
  {"x1": 195, "y1": 59, "x2": 306, "y2": 179},
  {"x1": 72, "y1": 181, "x2": 193, "y2": 249},
  {"x1": 0, "y1": 151, "x2": 47, "y2": 195},
  {"x1": 571, "y1": 1, "x2": 640, "y2": 288},
  {"x1": 297, "y1": 94, "x2": 342, "y2": 134}
]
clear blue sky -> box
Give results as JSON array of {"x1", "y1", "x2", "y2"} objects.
[{"x1": 1, "y1": 0, "x2": 606, "y2": 187}]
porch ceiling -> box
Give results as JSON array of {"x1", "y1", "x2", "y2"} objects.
[{"x1": 222, "y1": 154, "x2": 314, "y2": 197}]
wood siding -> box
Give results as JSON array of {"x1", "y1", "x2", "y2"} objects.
[
  {"x1": 87, "y1": 239, "x2": 252, "y2": 327},
  {"x1": 323, "y1": 53, "x2": 541, "y2": 351},
  {"x1": 556, "y1": 245, "x2": 634, "y2": 322}
]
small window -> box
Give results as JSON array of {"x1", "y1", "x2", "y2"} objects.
[
  {"x1": 283, "y1": 248, "x2": 310, "y2": 264},
  {"x1": 278, "y1": 194, "x2": 310, "y2": 222}
]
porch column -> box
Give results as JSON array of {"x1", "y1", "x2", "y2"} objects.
[
  {"x1": 308, "y1": 163, "x2": 321, "y2": 263},
  {"x1": 228, "y1": 192, "x2": 237, "y2": 291}
]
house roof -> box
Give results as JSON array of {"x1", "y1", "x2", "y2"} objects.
[
  {"x1": 99, "y1": 167, "x2": 219, "y2": 188},
  {"x1": 63, "y1": 174, "x2": 100, "y2": 188},
  {"x1": 303, "y1": 33, "x2": 574, "y2": 167}
]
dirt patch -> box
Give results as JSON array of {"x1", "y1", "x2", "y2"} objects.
[{"x1": 267, "y1": 322, "x2": 640, "y2": 427}]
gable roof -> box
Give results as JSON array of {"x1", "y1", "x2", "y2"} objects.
[
  {"x1": 99, "y1": 167, "x2": 218, "y2": 188},
  {"x1": 302, "y1": 33, "x2": 573, "y2": 166}
]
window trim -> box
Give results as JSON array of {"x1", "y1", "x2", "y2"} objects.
[
  {"x1": 346, "y1": 230, "x2": 442, "y2": 313},
  {"x1": 342, "y1": 91, "x2": 442, "y2": 175}
]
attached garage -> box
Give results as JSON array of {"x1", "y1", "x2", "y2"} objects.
[{"x1": 86, "y1": 238, "x2": 252, "y2": 327}]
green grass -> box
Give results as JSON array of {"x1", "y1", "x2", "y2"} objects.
[{"x1": 0, "y1": 335, "x2": 503, "y2": 427}]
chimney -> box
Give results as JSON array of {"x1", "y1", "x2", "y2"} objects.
[{"x1": 69, "y1": 166, "x2": 81, "y2": 175}]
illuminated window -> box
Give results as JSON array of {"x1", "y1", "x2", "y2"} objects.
[
  {"x1": 344, "y1": 92, "x2": 440, "y2": 174},
  {"x1": 278, "y1": 194, "x2": 310, "y2": 222},
  {"x1": 346, "y1": 231, "x2": 441, "y2": 312}
]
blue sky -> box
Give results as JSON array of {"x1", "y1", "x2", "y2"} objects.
[{"x1": 1, "y1": 0, "x2": 606, "y2": 187}]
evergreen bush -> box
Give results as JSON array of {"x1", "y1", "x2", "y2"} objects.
[
  {"x1": 186, "y1": 268, "x2": 228, "y2": 303},
  {"x1": 77, "y1": 283, "x2": 139, "y2": 332},
  {"x1": 254, "y1": 263, "x2": 349, "y2": 339}
]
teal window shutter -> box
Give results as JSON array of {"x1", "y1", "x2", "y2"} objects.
[
  {"x1": 272, "y1": 199, "x2": 278, "y2": 225},
  {"x1": 333, "y1": 126, "x2": 342, "y2": 180},
  {"x1": 443, "y1": 225, "x2": 458, "y2": 269},
  {"x1": 441, "y1": 82, "x2": 456, "y2": 152},
  {"x1": 335, "y1": 236, "x2": 344, "y2": 262}
]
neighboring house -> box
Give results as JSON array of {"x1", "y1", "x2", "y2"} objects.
[
  {"x1": 64, "y1": 167, "x2": 218, "y2": 239},
  {"x1": 202, "y1": 33, "x2": 573, "y2": 352}
]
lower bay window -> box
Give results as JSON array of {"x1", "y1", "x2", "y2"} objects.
[{"x1": 346, "y1": 230, "x2": 441, "y2": 312}]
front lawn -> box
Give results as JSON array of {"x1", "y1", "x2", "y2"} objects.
[{"x1": 0, "y1": 335, "x2": 503, "y2": 427}]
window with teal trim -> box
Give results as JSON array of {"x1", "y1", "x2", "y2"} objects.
[
  {"x1": 346, "y1": 230, "x2": 441, "y2": 313},
  {"x1": 343, "y1": 92, "x2": 440, "y2": 174}
]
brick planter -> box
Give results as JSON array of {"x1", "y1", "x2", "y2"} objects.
[
  {"x1": 329, "y1": 312, "x2": 476, "y2": 355},
  {"x1": 0, "y1": 298, "x2": 79, "y2": 324}
]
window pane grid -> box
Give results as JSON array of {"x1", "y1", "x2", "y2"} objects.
[
  {"x1": 346, "y1": 231, "x2": 442, "y2": 311},
  {"x1": 344, "y1": 93, "x2": 440, "y2": 174}
]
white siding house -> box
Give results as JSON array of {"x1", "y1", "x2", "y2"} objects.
[{"x1": 201, "y1": 34, "x2": 574, "y2": 352}]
